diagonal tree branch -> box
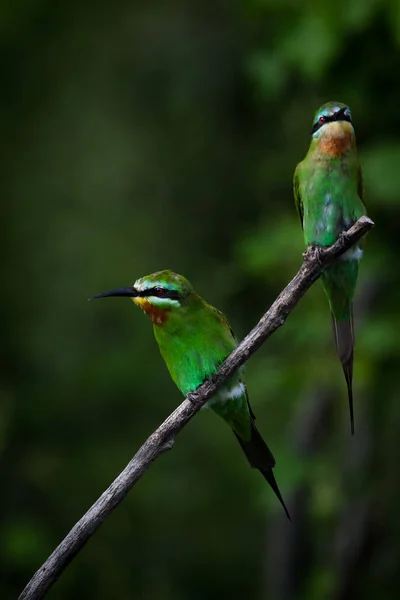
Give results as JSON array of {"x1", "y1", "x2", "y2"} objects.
[{"x1": 18, "y1": 216, "x2": 374, "y2": 600}]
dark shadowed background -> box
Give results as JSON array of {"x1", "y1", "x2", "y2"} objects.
[{"x1": 2, "y1": 2, "x2": 400, "y2": 599}]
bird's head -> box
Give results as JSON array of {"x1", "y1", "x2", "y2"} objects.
[
  {"x1": 310, "y1": 101, "x2": 355, "y2": 155},
  {"x1": 90, "y1": 270, "x2": 195, "y2": 325}
]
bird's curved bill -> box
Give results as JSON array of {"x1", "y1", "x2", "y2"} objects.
[{"x1": 88, "y1": 287, "x2": 138, "y2": 301}]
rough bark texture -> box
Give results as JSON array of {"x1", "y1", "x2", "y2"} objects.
[{"x1": 18, "y1": 216, "x2": 374, "y2": 600}]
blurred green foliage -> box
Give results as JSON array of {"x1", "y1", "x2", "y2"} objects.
[{"x1": 1, "y1": 1, "x2": 400, "y2": 599}]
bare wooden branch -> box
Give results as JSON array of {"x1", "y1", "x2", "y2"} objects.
[{"x1": 18, "y1": 216, "x2": 374, "y2": 600}]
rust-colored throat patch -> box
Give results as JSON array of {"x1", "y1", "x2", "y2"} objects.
[
  {"x1": 319, "y1": 121, "x2": 354, "y2": 156},
  {"x1": 133, "y1": 297, "x2": 168, "y2": 325}
]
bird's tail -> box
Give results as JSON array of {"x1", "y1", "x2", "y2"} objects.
[
  {"x1": 331, "y1": 308, "x2": 355, "y2": 435},
  {"x1": 233, "y1": 422, "x2": 291, "y2": 520},
  {"x1": 321, "y1": 263, "x2": 357, "y2": 435}
]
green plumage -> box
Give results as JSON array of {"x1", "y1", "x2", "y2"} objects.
[
  {"x1": 154, "y1": 293, "x2": 251, "y2": 440},
  {"x1": 294, "y1": 101, "x2": 367, "y2": 434},
  {"x1": 91, "y1": 270, "x2": 290, "y2": 518}
]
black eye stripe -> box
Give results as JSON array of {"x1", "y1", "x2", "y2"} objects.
[
  {"x1": 311, "y1": 107, "x2": 352, "y2": 134},
  {"x1": 138, "y1": 287, "x2": 181, "y2": 300}
]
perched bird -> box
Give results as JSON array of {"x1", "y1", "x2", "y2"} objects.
[
  {"x1": 91, "y1": 270, "x2": 290, "y2": 519},
  {"x1": 293, "y1": 101, "x2": 367, "y2": 434}
]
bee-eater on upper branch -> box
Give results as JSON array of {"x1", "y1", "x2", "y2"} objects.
[{"x1": 293, "y1": 102, "x2": 367, "y2": 434}]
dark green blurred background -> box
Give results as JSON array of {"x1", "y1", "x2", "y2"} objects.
[{"x1": 2, "y1": 1, "x2": 400, "y2": 599}]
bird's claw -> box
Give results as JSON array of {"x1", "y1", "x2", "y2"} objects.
[
  {"x1": 187, "y1": 392, "x2": 200, "y2": 407},
  {"x1": 303, "y1": 244, "x2": 323, "y2": 267}
]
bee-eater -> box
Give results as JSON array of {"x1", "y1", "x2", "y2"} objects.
[
  {"x1": 293, "y1": 101, "x2": 367, "y2": 434},
  {"x1": 91, "y1": 270, "x2": 290, "y2": 519}
]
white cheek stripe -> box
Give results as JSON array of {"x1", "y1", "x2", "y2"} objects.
[{"x1": 148, "y1": 296, "x2": 180, "y2": 307}]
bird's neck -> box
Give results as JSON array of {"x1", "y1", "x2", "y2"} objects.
[
  {"x1": 153, "y1": 294, "x2": 206, "y2": 337},
  {"x1": 136, "y1": 293, "x2": 204, "y2": 330}
]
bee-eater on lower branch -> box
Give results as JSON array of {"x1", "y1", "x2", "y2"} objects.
[
  {"x1": 293, "y1": 102, "x2": 367, "y2": 434},
  {"x1": 91, "y1": 270, "x2": 290, "y2": 519}
]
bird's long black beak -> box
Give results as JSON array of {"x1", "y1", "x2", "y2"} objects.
[
  {"x1": 334, "y1": 106, "x2": 347, "y2": 121},
  {"x1": 88, "y1": 286, "x2": 138, "y2": 301}
]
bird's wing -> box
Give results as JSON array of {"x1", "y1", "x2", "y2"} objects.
[
  {"x1": 357, "y1": 163, "x2": 365, "y2": 205},
  {"x1": 211, "y1": 306, "x2": 236, "y2": 341},
  {"x1": 245, "y1": 391, "x2": 256, "y2": 421},
  {"x1": 210, "y1": 306, "x2": 257, "y2": 419},
  {"x1": 293, "y1": 162, "x2": 304, "y2": 229}
]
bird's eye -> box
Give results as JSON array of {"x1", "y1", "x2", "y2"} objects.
[
  {"x1": 318, "y1": 115, "x2": 326, "y2": 124},
  {"x1": 153, "y1": 287, "x2": 165, "y2": 297}
]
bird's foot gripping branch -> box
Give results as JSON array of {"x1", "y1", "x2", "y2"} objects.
[{"x1": 303, "y1": 244, "x2": 324, "y2": 266}]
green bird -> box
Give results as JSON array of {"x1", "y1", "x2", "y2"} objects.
[
  {"x1": 91, "y1": 270, "x2": 290, "y2": 519},
  {"x1": 293, "y1": 101, "x2": 367, "y2": 434}
]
